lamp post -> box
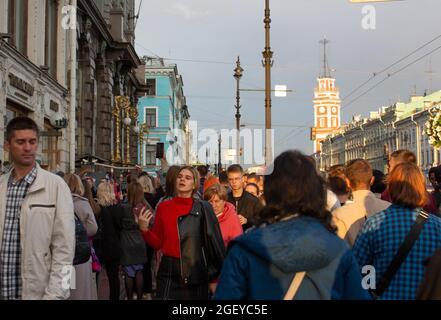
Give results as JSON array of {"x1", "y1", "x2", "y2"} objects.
[
  {"x1": 262, "y1": 0, "x2": 274, "y2": 166},
  {"x1": 234, "y1": 56, "x2": 243, "y2": 165},
  {"x1": 218, "y1": 132, "x2": 222, "y2": 174}
]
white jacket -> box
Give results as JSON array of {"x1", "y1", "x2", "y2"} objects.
[{"x1": 0, "y1": 165, "x2": 75, "y2": 300}]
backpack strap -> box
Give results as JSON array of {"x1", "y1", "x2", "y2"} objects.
[
  {"x1": 371, "y1": 209, "x2": 429, "y2": 298},
  {"x1": 284, "y1": 272, "x2": 306, "y2": 300}
]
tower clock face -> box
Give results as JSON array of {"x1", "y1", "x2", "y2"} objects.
[
  {"x1": 331, "y1": 107, "x2": 337, "y2": 114},
  {"x1": 319, "y1": 106, "x2": 326, "y2": 114}
]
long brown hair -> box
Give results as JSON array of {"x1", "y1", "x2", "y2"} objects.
[
  {"x1": 165, "y1": 165, "x2": 182, "y2": 198},
  {"x1": 257, "y1": 150, "x2": 335, "y2": 233},
  {"x1": 82, "y1": 179, "x2": 101, "y2": 215},
  {"x1": 128, "y1": 182, "x2": 146, "y2": 208}
]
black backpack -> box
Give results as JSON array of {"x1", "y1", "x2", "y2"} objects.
[{"x1": 73, "y1": 212, "x2": 91, "y2": 265}]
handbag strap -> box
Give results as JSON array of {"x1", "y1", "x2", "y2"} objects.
[
  {"x1": 283, "y1": 272, "x2": 306, "y2": 300},
  {"x1": 372, "y1": 209, "x2": 429, "y2": 298}
]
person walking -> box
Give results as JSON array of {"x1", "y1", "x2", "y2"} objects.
[
  {"x1": 122, "y1": 182, "x2": 148, "y2": 300},
  {"x1": 64, "y1": 173, "x2": 98, "y2": 300},
  {"x1": 204, "y1": 184, "x2": 243, "y2": 249},
  {"x1": 382, "y1": 150, "x2": 437, "y2": 215},
  {"x1": 137, "y1": 166, "x2": 225, "y2": 300},
  {"x1": 226, "y1": 165, "x2": 263, "y2": 230},
  {"x1": 214, "y1": 150, "x2": 370, "y2": 300},
  {"x1": 95, "y1": 182, "x2": 125, "y2": 300},
  {"x1": 332, "y1": 159, "x2": 390, "y2": 247},
  {"x1": 0, "y1": 117, "x2": 75, "y2": 300},
  {"x1": 353, "y1": 162, "x2": 441, "y2": 300}
]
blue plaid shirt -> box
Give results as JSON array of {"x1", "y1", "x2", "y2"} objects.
[{"x1": 353, "y1": 204, "x2": 441, "y2": 300}]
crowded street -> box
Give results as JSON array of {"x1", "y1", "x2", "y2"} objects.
[{"x1": 1, "y1": 0, "x2": 441, "y2": 309}]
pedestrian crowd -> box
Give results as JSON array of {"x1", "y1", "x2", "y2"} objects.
[{"x1": 2, "y1": 116, "x2": 441, "y2": 300}]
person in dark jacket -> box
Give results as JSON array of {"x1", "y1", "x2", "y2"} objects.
[
  {"x1": 429, "y1": 166, "x2": 441, "y2": 211},
  {"x1": 226, "y1": 164, "x2": 263, "y2": 230},
  {"x1": 215, "y1": 150, "x2": 370, "y2": 300},
  {"x1": 121, "y1": 182, "x2": 148, "y2": 300},
  {"x1": 137, "y1": 166, "x2": 225, "y2": 300},
  {"x1": 96, "y1": 181, "x2": 125, "y2": 300}
]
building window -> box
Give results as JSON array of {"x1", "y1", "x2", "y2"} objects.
[
  {"x1": 45, "y1": 0, "x2": 58, "y2": 78},
  {"x1": 319, "y1": 117, "x2": 325, "y2": 128},
  {"x1": 145, "y1": 144, "x2": 156, "y2": 165},
  {"x1": 41, "y1": 119, "x2": 60, "y2": 172},
  {"x1": 146, "y1": 79, "x2": 156, "y2": 96},
  {"x1": 144, "y1": 108, "x2": 157, "y2": 128},
  {"x1": 332, "y1": 118, "x2": 337, "y2": 127},
  {"x1": 9, "y1": 0, "x2": 28, "y2": 55}
]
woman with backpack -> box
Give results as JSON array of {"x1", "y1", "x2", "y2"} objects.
[
  {"x1": 137, "y1": 166, "x2": 225, "y2": 300},
  {"x1": 64, "y1": 173, "x2": 98, "y2": 300},
  {"x1": 214, "y1": 150, "x2": 369, "y2": 300}
]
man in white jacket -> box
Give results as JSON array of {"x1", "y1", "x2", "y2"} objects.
[
  {"x1": 0, "y1": 117, "x2": 75, "y2": 300},
  {"x1": 332, "y1": 159, "x2": 390, "y2": 247}
]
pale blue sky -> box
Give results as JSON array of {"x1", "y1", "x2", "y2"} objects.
[{"x1": 135, "y1": 0, "x2": 441, "y2": 160}]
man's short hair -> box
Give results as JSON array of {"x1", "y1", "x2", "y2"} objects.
[
  {"x1": 227, "y1": 164, "x2": 244, "y2": 175},
  {"x1": 6, "y1": 116, "x2": 39, "y2": 141},
  {"x1": 390, "y1": 149, "x2": 417, "y2": 164},
  {"x1": 345, "y1": 159, "x2": 373, "y2": 188}
]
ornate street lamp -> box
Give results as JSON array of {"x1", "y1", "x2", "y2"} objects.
[{"x1": 234, "y1": 56, "x2": 243, "y2": 165}]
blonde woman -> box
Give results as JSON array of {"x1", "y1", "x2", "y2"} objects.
[
  {"x1": 138, "y1": 174, "x2": 164, "y2": 209},
  {"x1": 96, "y1": 182, "x2": 126, "y2": 300},
  {"x1": 64, "y1": 173, "x2": 98, "y2": 300}
]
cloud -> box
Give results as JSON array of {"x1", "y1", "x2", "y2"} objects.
[{"x1": 168, "y1": 3, "x2": 210, "y2": 20}]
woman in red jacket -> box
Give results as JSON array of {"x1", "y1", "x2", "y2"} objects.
[
  {"x1": 137, "y1": 166, "x2": 225, "y2": 300},
  {"x1": 204, "y1": 184, "x2": 243, "y2": 249}
]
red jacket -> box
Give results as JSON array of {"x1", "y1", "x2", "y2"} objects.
[{"x1": 217, "y1": 202, "x2": 243, "y2": 249}]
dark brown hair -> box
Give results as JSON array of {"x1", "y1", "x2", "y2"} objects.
[
  {"x1": 128, "y1": 182, "x2": 146, "y2": 208},
  {"x1": 164, "y1": 165, "x2": 182, "y2": 198},
  {"x1": 257, "y1": 150, "x2": 335, "y2": 233},
  {"x1": 6, "y1": 116, "x2": 39, "y2": 141},
  {"x1": 227, "y1": 164, "x2": 244, "y2": 175}
]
